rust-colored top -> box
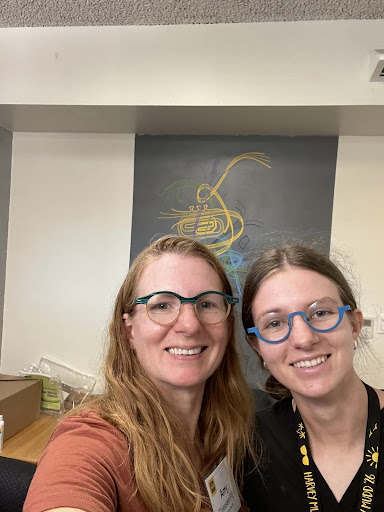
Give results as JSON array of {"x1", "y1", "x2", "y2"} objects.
[
  {"x1": 23, "y1": 410, "x2": 149, "y2": 512},
  {"x1": 24, "y1": 409, "x2": 249, "y2": 512}
]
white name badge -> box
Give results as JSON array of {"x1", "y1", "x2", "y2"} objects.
[{"x1": 204, "y1": 456, "x2": 241, "y2": 512}]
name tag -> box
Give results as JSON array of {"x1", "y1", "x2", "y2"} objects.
[{"x1": 204, "y1": 456, "x2": 241, "y2": 512}]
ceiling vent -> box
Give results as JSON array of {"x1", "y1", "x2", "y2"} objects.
[{"x1": 370, "y1": 50, "x2": 384, "y2": 82}]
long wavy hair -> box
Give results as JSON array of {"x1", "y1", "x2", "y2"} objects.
[
  {"x1": 242, "y1": 244, "x2": 359, "y2": 400},
  {"x1": 94, "y1": 235, "x2": 256, "y2": 512}
]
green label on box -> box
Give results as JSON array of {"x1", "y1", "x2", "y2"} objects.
[
  {"x1": 40, "y1": 399, "x2": 61, "y2": 411},
  {"x1": 24, "y1": 375, "x2": 61, "y2": 411}
]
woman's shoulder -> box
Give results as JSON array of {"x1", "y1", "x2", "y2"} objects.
[
  {"x1": 25, "y1": 411, "x2": 136, "y2": 512},
  {"x1": 55, "y1": 408, "x2": 118, "y2": 430},
  {"x1": 257, "y1": 397, "x2": 293, "y2": 423},
  {"x1": 35, "y1": 409, "x2": 131, "y2": 488},
  {"x1": 255, "y1": 397, "x2": 296, "y2": 446},
  {"x1": 375, "y1": 388, "x2": 384, "y2": 409},
  {"x1": 379, "y1": 391, "x2": 384, "y2": 425},
  {"x1": 54, "y1": 408, "x2": 120, "y2": 432},
  {"x1": 47, "y1": 408, "x2": 127, "y2": 458}
]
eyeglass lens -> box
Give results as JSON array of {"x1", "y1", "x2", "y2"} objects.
[
  {"x1": 256, "y1": 300, "x2": 344, "y2": 342},
  {"x1": 145, "y1": 293, "x2": 230, "y2": 325}
]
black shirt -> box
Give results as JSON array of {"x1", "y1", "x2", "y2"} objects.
[{"x1": 244, "y1": 398, "x2": 384, "y2": 511}]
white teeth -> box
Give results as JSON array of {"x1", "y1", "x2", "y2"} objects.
[
  {"x1": 167, "y1": 347, "x2": 202, "y2": 355},
  {"x1": 293, "y1": 355, "x2": 327, "y2": 368}
]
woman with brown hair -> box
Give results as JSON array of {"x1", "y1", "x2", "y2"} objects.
[
  {"x1": 24, "y1": 235, "x2": 256, "y2": 512},
  {"x1": 241, "y1": 244, "x2": 384, "y2": 511}
]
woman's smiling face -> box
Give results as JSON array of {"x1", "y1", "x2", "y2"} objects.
[
  {"x1": 123, "y1": 253, "x2": 231, "y2": 396},
  {"x1": 250, "y1": 266, "x2": 363, "y2": 401}
]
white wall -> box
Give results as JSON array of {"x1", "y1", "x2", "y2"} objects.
[
  {"x1": 0, "y1": 133, "x2": 135, "y2": 386},
  {"x1": 0, "y1": 20, "x2": 384, "y2": 107},
  {"x1": 2, "y1": 134, "x2": 383, "y2": 390},
  {"x1": 331, "y1": 136, "x2": 384, "y2": 388}
]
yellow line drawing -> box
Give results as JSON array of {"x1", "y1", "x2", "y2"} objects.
[
  {"x1": 300, "y1": 445, "x2": 310, "y2": 466},
  {"x1": 159, "y1": 152, "x2": 271, "y2": 256},
  {"x1": 366, "y1": 447, "x2": 379, "y2": 469},
  {"x1": 369, "y1": 423, "x2": 378, "y2": 438}
]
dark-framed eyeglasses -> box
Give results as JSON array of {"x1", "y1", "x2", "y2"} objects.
[
  {"x1": 135, "y1": 291, "x2": 239, "y2": 326},
  {"x1": 247, "y1": 303, "x2": 351, "y2": 344}
]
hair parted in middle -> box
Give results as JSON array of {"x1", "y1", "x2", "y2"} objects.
[
  {"x1": 242, "y1": 243, "x2": 359, "y2": 401},
  {"x1": 95, "y1": 235, "x2": 256, "y2": 512}
]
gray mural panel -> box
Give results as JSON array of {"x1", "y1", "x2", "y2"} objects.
[{"x1": 131, "y1": 135, "x2": 338, "y2": 384}]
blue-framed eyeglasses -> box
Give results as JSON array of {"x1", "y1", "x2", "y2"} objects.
[
  {"x1": 135, "y1": 291, "x2": 239, "y2": 326},
  {"x1": 247, "y1": 303, "x2": 351, "y2": 344}
]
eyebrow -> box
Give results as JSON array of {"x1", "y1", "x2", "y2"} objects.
[{"x1": 255, "y1": 296, "x2": 339, "y2": 321}]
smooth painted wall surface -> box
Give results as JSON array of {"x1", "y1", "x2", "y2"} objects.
[
  {"x1": 1, "y1": 133, "x2": 134, "y2": 385},
  {"x1": 1, "y1": 134, "x2": 383, "y2": 389},
  {"x1": 0, "y1": 127, "x2": 12, "y2": 358},
  {"x1": 0, "y1": 20, "x2": 384, "y2": 106},
  {"x1": 331, "y1": 136, "x2": 384, "y2": 388}
]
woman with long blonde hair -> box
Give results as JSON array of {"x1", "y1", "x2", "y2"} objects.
[{"x1": 24, "y1": 235, "x2": 256, "y2": 512}]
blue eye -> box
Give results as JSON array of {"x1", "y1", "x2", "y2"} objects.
[
  {"x1": 146, "y1": 294, "x2": 180, "y2": 313},
  {"x1": 314, "y1": 310, "x2": 327, "y2": 317},
  {"x1": 311, "y1": 309, "x2": 333, "y2": 319},
  {"x1": 199, "y1": 301, "x2": 215, "y2": 309},
  {"x1": 155, "y1": 303, "x2": 169, "y2": 310},
  {"x1": 147, "y1": 302, "x2": 171, "y2": 312},
  {"x1": 265, "y1": 319, "x2": 286, "y2": 330}
]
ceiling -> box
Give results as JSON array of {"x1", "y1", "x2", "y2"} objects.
[
  {"x1": 0, "y1": 0, "x2": 383, "y2": 28},
  {"x1": 1, "y1": 3, "x2": 383, "y2": 135}
]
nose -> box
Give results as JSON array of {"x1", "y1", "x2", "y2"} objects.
[
  {"x1": 173, "y1": 303, "x2": 202, "y2": 333},
  {"x1": 288, "y1": 313, "x2": 319, "y2": 349}
]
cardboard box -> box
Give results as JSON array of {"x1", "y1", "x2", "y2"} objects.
[{"x1": 0, "y1": 375, "x2": 42, "y2": 441}]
